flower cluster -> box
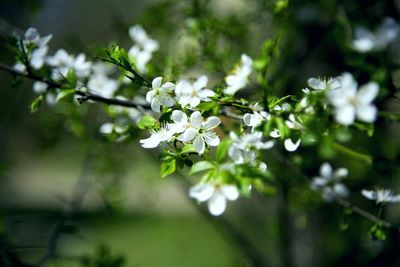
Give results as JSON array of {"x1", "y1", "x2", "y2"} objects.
[{"x1": 128, "y1": 25, "x2": 159, "y2": 73}]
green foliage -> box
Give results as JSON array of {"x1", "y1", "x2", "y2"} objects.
[
  {"x1": 30, "y1": 94, "x2": 43, "y2": 113},
  {"x1": 160, "y1": 158, "x2": 177, "y2": 178},
  {"x1": 138, "y1": 115, "x2": 157, "y2": 130},
  {"x1": 189, "y1": 161, "x2": 215, "y2": 175}
]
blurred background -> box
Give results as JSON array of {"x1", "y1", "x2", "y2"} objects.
[{"x1": 1, "y1": 0, "x2": 400, "y2": 267}]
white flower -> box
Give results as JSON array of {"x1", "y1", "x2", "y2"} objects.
[
  {"x1": 229, "y1": 131, "x2": 274, "y2": 150},
  {"x1": 139, "y1": 124, "x2": 174, "y2": 149},
  {"x1": 46, "y1": 50, "x2": 92, "y2": 80},
  {"x1": 352, "y1": 17, "x2": 399, "y2": 53},
  {"x1": 129, "y1": 25, "x2": 159, "y2": 53},
  {"x1": 88, "y1": 75, "x2": 118, "y2": 98},
  {"x1": 128, "y1": 46, "x2": 152, "y2": 73},
  {"x1": 23, "y1": 27, "x2": 52, "y2": 48},
  {"x1": 285, "y1": 114, "x2": 303, "y2": 129},
  {"x1": 177, "y1": 111, "x2": 220, "y2": 154},
  {"x1": 307, "y1": 76, "x2": 342, "y2": 91},
  {"x1": 169, "y1": 110, "x2": 189, "y2": 134},
  {"x1": 128, "y1": 25, "x2": 159, "y2": 73},
  {"x1": 327, "y1": 73, "x2": 379, "y2": 125},
  {"x1": 189, "y1": 182, "x2": 239, "y2": 216},
  {"x1": 243, "y1": 110, "x2": 270, "y2": 131},
  {"x1": 175, "y1": 76, "x2": 215, "y2": 108},
  {"x1": 30, "y1": 46, "x2": 48, "y2": 69},
  {"x1": 311, "y1": 162, "x2": 349, "y2": 202},
  {"x1": 146, "y1": 77, "x2": 175, "y2": 113},
  {"x1": 361, "y1": 189, "x2": 400, "y2": 204},
  {"x1": 224, "y1": 54, "x2": 252, "y2": 95}
]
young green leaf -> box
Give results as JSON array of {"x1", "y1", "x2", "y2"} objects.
[
  {"x1": 30, "y1": 94, "x2": 43, "y2": 113},
  {"x1": 189, "y1": 161, "x2": 215, "y2": 175},
  {"x1": 56, "y1": 89, "x2": 76, "y2": 103},
  {"x1": 160, "y1": 159, "x2": 176, "y2": 178},
  {"x1": 216, "y1": 138, "x2": 232, "y2": 163},
  {"x1": 138, "y1": 115, "x2": 157, "y2": 130}
]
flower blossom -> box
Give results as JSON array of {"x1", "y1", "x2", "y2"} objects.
[
  {"x1": 361, "y1": 189, "x2": 400, "y2": 204},
  {"x1": 352, "y1": 17, "x2": 399, "y2": 53},
  {"x1": 174, "y1": 111, "x2": 220, "y2": 154},
  {"x1": 175, "y1": 76, "x2": 215, "y2": 108},
  {"x1": 327, "y1": 73, "x2": 379, "y2": 125},
  {"x1": 307, "y1": 76, "x2": 342, "y2": 91},
  {"x1": 128, "y1": 25, "x2": 159, "y2": 73},
  {"x1": 189, "y1": 182, "x2": 239, "y2": 216},
  {"x1": 311, "y1": 162, "x2": 349, "y2": 202},
  {"x1": 139, "y1": 123, "x2": 174, "y2": 148},
  {"x1": 46, "y1": 49, "x2": 92, "y2": 80},
  {"x1": 146, "y1": 77, "x2": 175, "y2": 112},
  {"x1": 224, "y1": 54, "x2": 252, "y2": 95},
  {"x1": 18, "y1": 27, "x2": 52, "y2": 70}
]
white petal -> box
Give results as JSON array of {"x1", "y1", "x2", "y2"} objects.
[
  {"x1": 320, "y1": 162, "x2": 332, "y2": 178},
  {"x1": 356, "y1": 104, "x2": 377, "y2": 123},
  {"x1": 189, "y1": 97, "x2": 201, "y2": 108},
  {"x1": 198, "y1": 89, "x2": 215, "y2": 99},
  {"x1": 140, "y1": 134, "x2": 161, "y2": 148},
  {"x1": 161, "y1": 82, "x2": 175, "y2": 92},
  {"x1": 152, "y1": 77, "x2": 162, "y2": 89},
  {"x1": 171, "y1": 110, "x2": 187, "y2": 124},
  {"x1": 284, "y1": 138, "x2": 301, "y2": 152},
  {"x1": 203, "y1": 132, "x2": 220, "y2": 147},
  {"x1": 177, "y1": 127, "x2": 197, "y2": 142},
  {"x1": 220, "y1": 185, "x2": 239, "y2": 201},
  {"x1": 307, "y1": 78, "x2": 325, "y2": 90},
  {"x1": 193, "y1": 75, "x2": 208, "y2": 90},
  {"x1": 361, "y1": 189, "x2": 376, "y2": 200},
  {"x1": 228, "y1": 145, "x2": 244, "y2": 163},
  {"x1": 190, "y1": 111, "x2": 203, "y2": 128},
  {"x1": 189, "y1": 184, "x2": 214, "y2": 202},
  {"x1": 146, "y1": 90, "x2": 155, "y2": 103},
  {"x1": 151, "y1": 98, "x2": 161, "y2": 113},
  {"x1": 204, "y1": 116, "x2": 221, "y2": 130},
  {"x1": 208, "y1": 192, "x2": 227, "y2": 216},
  {"x1": 193, "y1": 135, "x2": 205, "y2": 154},
  {"x1": 160, "y1": 95, "x2": 175, "y2": 107},
  {"x1": 356, "y1": 82, "x2": 379, "y2": 105},
  {"x1": 335, "y1": 105, "x2": 356, "y2": 125}
]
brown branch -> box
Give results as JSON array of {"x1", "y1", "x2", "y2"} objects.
[{"x1": 0, "y1": 62, "x2": 149, "y2": 109}]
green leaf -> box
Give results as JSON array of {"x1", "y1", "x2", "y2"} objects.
[
  {"x1": 189, "y1": 161, "x2": 215, "y2": 175},
  {"x1": 30, "y1": 95, "x2": 43, "y2": 113},
  {"x1": 56, "y1": 89, "x2": 76, "y2": 103},
  {"x1": 160, "y1": 159, "x2": 176, "y2": 178},
  {"x1": 180, "y1": 144, "x2": 198, "y2": 155},
  {"x1": 216, "y1": 138, "x2": 232, "y2": 163},
  {"x1": 138, "y1": 115, "x2": 157, "y2": 130},
  {"x1": 66, "y1": 68, "x2": 77, "y2": 87}
]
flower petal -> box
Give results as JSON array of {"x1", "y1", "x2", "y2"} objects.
[
  {"x1": 228, "y1": 145, "x2": 244, "y2": 163},
  {"x1": 335, "y1": 105, "x2": 356, "y2": 125},
  {"x1": 361, "y1": 189, "x2": 376, "y2": 200},
  {"x1": 356, "y1": 104, "x2": 377, "y2": 123},
  {"x1": 190, "y1": 111, "x2": 203, "y2": 128},
  {"x1": 140, "y1": 133, "x2": 161, "y2": 148},
  {"x1": 221, "y1": 185, "x2": 239, "y2": 201},
  {"x1": 193, "y1": 75, "x2": 208, "y2": 90},
  {"x1": 307, "y1": 77, "x2": 325, "y2": 90},
  {"x1": 204, "y1": 116, "x2": 221, "y2": 130},
  {"x1": 208, "y1": 191, "x2": 227, "y2": 216},
  {"x1": 151, "y1": 98, "x2": 161, "y2": 113},
  {"x1": 171, "y1": 110, "x2": 187, "y2": 124},
  {"x1": 356, "y1": 82, "x2": 379, "y2": 105},
  {"x1": 203, "y1": 132, "x2": 220, "y2": 147},
  {"x1": 152, "y1": 77, "x2": 162, "y2": 89},
  {"x1": 193, "y1": 135, "x2": 205, "y2": 154},
  {"x1": 189, "y1": 183, "x2": 214, "y2": 202},
  {"x1": 177, "y1": 127, "x2": 197, "y2": 142}
]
